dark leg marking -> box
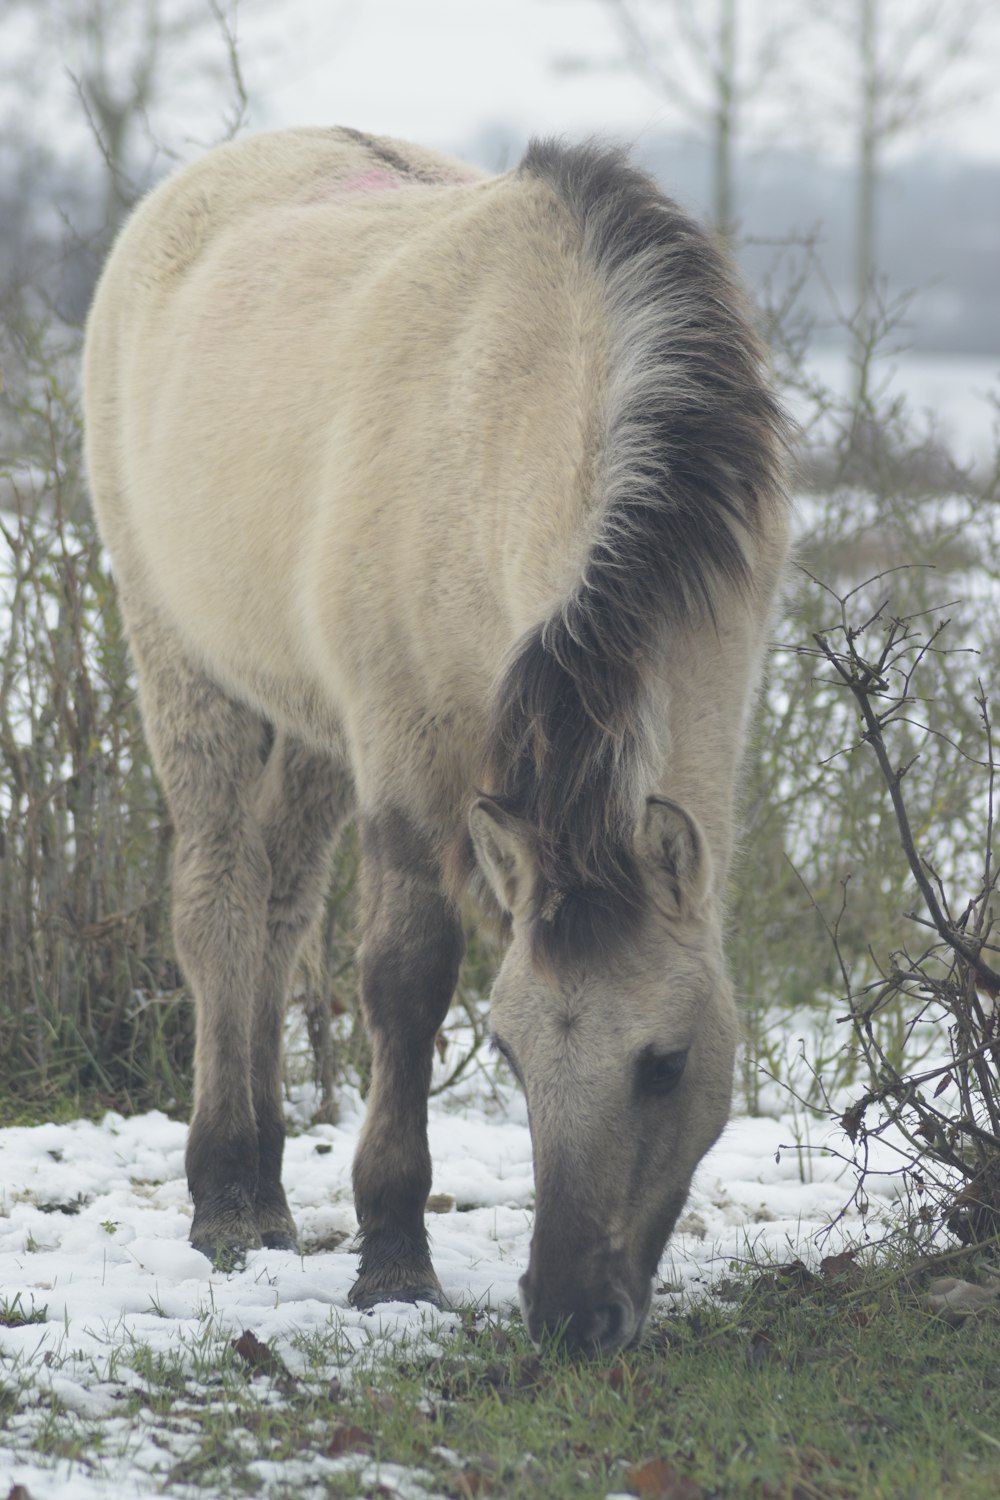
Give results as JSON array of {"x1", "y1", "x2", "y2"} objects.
[
  {"x1": 349, "y1": 809, "x2": 464, "y2": 1309},
  {"x1": 250, "y1": 734, "x2": 355, "y2": 1250}
]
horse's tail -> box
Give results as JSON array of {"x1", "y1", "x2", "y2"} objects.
[{"x1": 480, "y1": 141, "x2": 788, "y2": 963}]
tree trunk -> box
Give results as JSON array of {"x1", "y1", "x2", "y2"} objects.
[
  {"x1": 853, "y1": 0, "x2": 879, "y2": 412},
  {"x1": 711, "y1": 0, "x2": 737, "y2": 241}
]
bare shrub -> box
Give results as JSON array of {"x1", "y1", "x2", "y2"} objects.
[
  {"x1": 803, "y1": 588, "x2": 1000, "y2": 1244},
  {"x1": 0, "y1": 332, "x2": 190, "y2": 1114},
  {"x1": 732, "y1": 241, "x2": 1000, "y2": 1123}
]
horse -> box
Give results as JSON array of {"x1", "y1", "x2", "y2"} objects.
[{"x1": 82, "y1": 125, "x2": 790, "y2": 1354}]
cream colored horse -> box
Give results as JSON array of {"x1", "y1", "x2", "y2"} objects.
[{"x1": 83, "y1": 126, "x2": 789, "y2": 1353}]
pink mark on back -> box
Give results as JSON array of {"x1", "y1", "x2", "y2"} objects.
[
  {"x1": 307, "y1": 165, "x2": 484, "y2": 204},
  {"x1": 342, "y1": 169, "x2": 403, "y2": 194}
]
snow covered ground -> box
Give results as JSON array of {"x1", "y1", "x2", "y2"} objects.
[
  {"x1": 790, "y1": 347, "x2": 999, "y2": 472},
  {"x1": 0, "y1": 1028, "x2": 908, "y2": 1500}
]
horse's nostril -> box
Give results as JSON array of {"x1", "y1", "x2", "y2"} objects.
[
  {"x1": 592, "y1": 1299, "x2": 630, "y2": 1350},
  {"x1": 553, "y1": 1300, "x2": 633, "y2": 1353},
  {"x1": 520, "y1": 1272, "x2": 636, "y2": 1354}
]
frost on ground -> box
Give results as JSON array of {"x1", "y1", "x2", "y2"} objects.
[{"x1": 0, "y1": 1023, "x2": 912, "y2": 1500}]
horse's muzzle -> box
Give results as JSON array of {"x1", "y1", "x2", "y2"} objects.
[{"x1": 518, "y1": 1273, "x2": 646, "y2": 1354}]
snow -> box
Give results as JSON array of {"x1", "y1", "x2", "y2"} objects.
[
  {"x1": 0, "y1": 1029, "x2": 910, "y2": 1500},
  {"x1": 794, "y1": 347, "x2": 999, "y2": 470}
]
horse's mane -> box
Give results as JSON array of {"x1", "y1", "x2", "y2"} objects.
[{"x1": 479, "y1": 139, "x2": 788, "y2": 966}]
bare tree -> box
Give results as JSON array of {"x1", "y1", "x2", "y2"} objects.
[
  {"x1": 0, "y1": 0, "x2": 253, "y2": 505},
  {"x1": 1, "y1": 0, "x2": 253, "y2": 246},
  {"x1": 814, "y1": 0, "x2": 987, "y2": 408},
  {"x1": 608, "y1": 0, "x2": 739, "y2": 237},
  {"x1": 552, "y1": 0, "x2": 793, "y2": 239}
]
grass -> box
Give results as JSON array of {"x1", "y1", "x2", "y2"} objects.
[
  {"x1": 0, "y1": 1293, "x2": 48, "y2": 1328},
  {"x1": 2, "y1": 1244, "x2": 997, "y2": 1498}
]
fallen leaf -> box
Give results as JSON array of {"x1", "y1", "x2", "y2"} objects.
[
  {"x1": 750, "y1": 1260, "x2": 818, "y2": 1300},
  {"x1": 774, "y1": 1259, "x2": 818, "y2": 1288},
  {"x1": 232, "y1": 1329, "x2": 274, "y2": 1369},
  {"x1": 627, "y1": 1457, "x2": 703, "y2": 1499},
  {"x1": 456, "y1": 1470, "x2": 496, "y2": 1497},
  {"x1": 820, "y1": 1250, "x2": 859, "y2": 1281},
  {"x1": 231, "y1": 1329, "x2": 296, "y2": 1390},
  {"x1": 596, "y1": 1363, "x2": 630, "y2": 1392},
  {"x1": 326, "y1": 1423, "x2": 375, "y2": 1456}
]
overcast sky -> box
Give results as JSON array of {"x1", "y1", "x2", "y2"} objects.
[
  {"x1": 243, "y1": 0, "x2": 1000, "y2": 165},
  {"x1": 6, "y1": 0, "x2": 997, "y2": 178}
]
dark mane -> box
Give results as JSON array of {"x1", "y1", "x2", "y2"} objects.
[{"x1": 481, "y1": 139, "x2": 788, "y2": 966}]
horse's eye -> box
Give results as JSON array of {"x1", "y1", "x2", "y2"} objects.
[{"x1": 636, "y1": 1046, "x2": 688, "y2": 1097}]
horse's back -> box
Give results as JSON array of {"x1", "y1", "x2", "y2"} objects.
[{"x1": 83, "y1": 129, "x2": 606, "y2": 760}]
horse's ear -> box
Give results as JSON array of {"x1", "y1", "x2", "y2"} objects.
[
  {"x1": 469, "y1": 798, "x2": 537, "y2": 918},
  {"x1": 637, "y1": 797, "x2": 711, "y2": 914}
]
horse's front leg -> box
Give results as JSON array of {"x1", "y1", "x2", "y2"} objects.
[{"x1": 349, "y1": 811, "x2": 464, "y2": 1309}]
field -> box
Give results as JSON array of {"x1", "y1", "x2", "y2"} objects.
[{"x1": 0, "y1": 996, "x2": 998, "y2": 1499}]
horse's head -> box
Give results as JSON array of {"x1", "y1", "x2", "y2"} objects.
[{"x1": 470, "y1": 794, "x2": 737, "y2": 1354}]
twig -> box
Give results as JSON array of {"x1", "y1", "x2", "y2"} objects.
[{"x1": 814, "y1": 629, "x2": 1000, "y2": 994}]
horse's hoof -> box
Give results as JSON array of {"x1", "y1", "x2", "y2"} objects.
[
  {"x1": 348, "y1": 1226, "x2": 446, "y2": 1310},
  {"x1": 191, "y1": 1238, "x2": 256, "y2": 1272},
  {"x1": 190, "y1": 1218, "x2": 262, "y2": 1269},
  {"x1": 260, "y1": 1228, "x2": 301, "y2": 1253},
  {"x1": 349, "y1": 1278, "x2": 447, "y2": 1311},
  {"x1": 254, "y1": 1190, "x2": 299, "y2": 1253}
]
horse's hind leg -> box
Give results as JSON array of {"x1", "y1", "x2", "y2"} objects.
[
  {"x1": 124, "y1": 601, "x2": 272, "y2": 1258},
  {"x1": 250, "y1": 734, "x2": 354, "y2": 1248},
  {"x1": 349, "y1": 810, "x2": 465, "y2": 1309}
]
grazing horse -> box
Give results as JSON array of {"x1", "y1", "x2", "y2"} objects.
[{"x1": 83, "y1": 126, "x2": 789, "y2": 1353}]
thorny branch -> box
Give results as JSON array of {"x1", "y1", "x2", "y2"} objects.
[
  {"x1": 804, "y1": 584, "x2": 1000, "y2": 1244},
  {"x1": 813, "y1": 615, "x2": 1000, "y2": 996}
]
